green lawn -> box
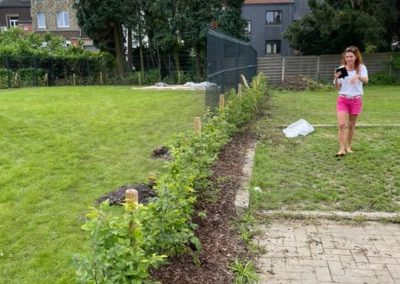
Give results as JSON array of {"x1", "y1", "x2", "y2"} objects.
[
  {"x1": 251, "y1": 85, "x2": 400, "y2": 212},
  {"x1": 0, "y1": 86, "x2": 204, "y2": 283}
]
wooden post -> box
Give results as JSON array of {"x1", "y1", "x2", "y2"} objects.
[
  {"x1": 138, "y1": 72, "x2": 142, "y2": 86},
  {"x1": 44, "y1": 73, "x2": 49, "y2": 86},
  {"x1": 14, "y1": 72, "x2": 19, "y2": 87},
  {"x1": 219, "y1": 94, "x2": 225, "y2": 110},
  {"x1": 100, "y1": 71, "x2": 103, "y2": 85},
  {"x1": 237, "y1": 83, "x2": 242, "y2": 96},
  {"x1": 125, "y1": 188, "x2": 138, "y2": 205},
  {"x1": 240, "y1": 74, "x2": 249, "y2": 89},
  {"x1": 73, "y1": 73, "x2": 76, "y2": 86},
  {"x1": 194, "y1": 116, "x2": 202, "y2": 136}
]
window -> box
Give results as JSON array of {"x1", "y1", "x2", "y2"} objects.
[
  {"x1": 7, "y1": 16, "x2": 18, "y2": 28},
  {"x1": 266, "y1": 10, "x2": 282, "y2": 25},
  {"x1": 244, "y1": 20, "x2": 251, "y2": 34},
  {"x1": 265, "y1": 40, "x2": 281, "y2": 54},
  {"x1": 37, "y1": 12, "x2": 46, "y2": 29},
  {"x1": 57, "y1": 11, "x2": 70, "y2": 28}
]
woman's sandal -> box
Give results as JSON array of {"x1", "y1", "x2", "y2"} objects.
[{"x1": 335, "y1": 151, "x2": 346, "y2": 157}]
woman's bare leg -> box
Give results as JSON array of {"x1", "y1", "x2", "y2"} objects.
[
  {"x1": 346, "y1": 114, "x2": 358, "y2": 153},
  {"x1": 337, "y1": 111, "x2": 348, "y2": 156}
]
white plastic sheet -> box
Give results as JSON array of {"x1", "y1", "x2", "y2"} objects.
[{"x1": 282, "y1": 119, "x2": 315, "y2": 138}]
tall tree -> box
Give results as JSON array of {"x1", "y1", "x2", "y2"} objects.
[
  {"x1": 217, "y1": 0, "x2": 247, "y2": 40},
  {"x1": 74, "y1": 0, "x2": 127, "y2": 76},
  {"x1": 147, "y1": 0, "x2": 187, "y2": 74},
  {"x1": 182, "y1": 0, "x2": 221, "y2": 78},
  {"x1": 284, "y1": 0, "x2": 398, "y2": 54}
]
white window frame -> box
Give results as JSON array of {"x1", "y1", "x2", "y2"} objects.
[
  {"x1": 37, "y1": 12, "x2": 46, "y2": 29},
  {"x1": 7, "y1": 15, "x2": 18, "y2": 28},
  {"x1": 265, "y1": 40, "x2": 281, "y2": 54},
  {"x1": 266, "y1": 10, "x2": 282, "y2": 25},
  {"x1": 245, "y1": 20, "x2": 251, "y2": 34},
  {"x1": 56, "y1": 11, "x2": 70, "y2": 28}
]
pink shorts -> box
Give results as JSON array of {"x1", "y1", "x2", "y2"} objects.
[{"x1": 337, "y1": 95, "x2": 362, "y2": 115}]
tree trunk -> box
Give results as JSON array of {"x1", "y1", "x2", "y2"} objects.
[
  {"x1": 139, "y1": 35, "x2": 145, "y2": 78},
  {"x1": 154, "y1": 39, "x2": 162, "y2": 78},
  {"x1": 127, "y1": 27, "x2": 133, "y2": 72},
  {"x1": 113, "y1": 22, "x2": 126, "y2": 77},
  {"x1": 173, "y1": 45, "x2": 181, "y2": 83},
  {"x1": 194, "y1": 46, "x2": 203, "y2": 80}
]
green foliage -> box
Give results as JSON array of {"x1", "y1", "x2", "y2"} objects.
[
  {"x1": 369, "y1": 72, "x2": 400, "y2": 85},
  {"x1": 76, "y1": 74, "x2": 267, "y2": 282},
  {"x1": 393, "y1": 53, "x2": 400, "y2": 70},
  {"x1": 228, "y1": 259, "x2": 259, "y2": 284},
  {"x1": 75, "y1": 201, "x2": 166, "y2": 283},
  {"x1": 217, "y1": 0, "x2": 247, "y2": 40},
  {"x1": 284, "y1": 0, "x2": 399, "y2": 54}
]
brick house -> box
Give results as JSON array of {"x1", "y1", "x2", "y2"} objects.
[
  {"x1": 0, "y1": 0, "x2": 32, "y2": 32},
  {"x1": 31, "y1": 0, "x2": 92, "y2": 47},
  {"x1": 242, "y1": 0, "x2": 311, "y2": 56}
]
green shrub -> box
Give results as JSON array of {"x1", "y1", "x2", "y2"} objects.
[
  {"x1": 369, "y1": 72, "x2": 400, "y2": 85},
  {"x1": 75, "y1": 73, "x2": 268, "y2": 283},
  {"x1": 392, "y1": 53, "x2": 400, "y2": 70},
  {"x1": 75, "y1": 201, "x2": 166, "y2": 283}
]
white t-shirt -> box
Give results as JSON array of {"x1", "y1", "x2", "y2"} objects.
[{"x1": 336, "y1": 64, "x2": 368, "y2": 97}]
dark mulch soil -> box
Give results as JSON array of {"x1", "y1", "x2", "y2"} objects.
[
  {"x1": 151, "y1": 130, "x2": 256, "y2": 284},
  {"x1": 152, "y1": 146, "x2": 171, "y2": 160},
  {"x1": 97, "y1": 183, "x2": 156, "y2": 205}
]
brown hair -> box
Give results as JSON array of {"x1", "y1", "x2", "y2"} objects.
[{"x1": 341, "y1": 46, "x2": 363, "y2": 71}]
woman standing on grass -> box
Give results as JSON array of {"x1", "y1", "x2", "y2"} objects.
[{"x1": 334, "y1": 46, "x2": 368, "y2": 157}]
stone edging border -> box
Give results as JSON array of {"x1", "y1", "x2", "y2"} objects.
[{"x1": 234, "y1": 139, "x2": 257, "y2": 212}]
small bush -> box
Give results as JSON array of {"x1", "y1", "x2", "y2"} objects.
[{"x1": 369, "y1": 73, "x2": 400, "y2": 85}]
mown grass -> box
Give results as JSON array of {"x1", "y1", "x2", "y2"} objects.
[
  {"x1": 251, "y1": 85, "x2": 400, "y2": 212},
  {"x1": 0, "y1": 86, "x2": 204, "y2": 283}
]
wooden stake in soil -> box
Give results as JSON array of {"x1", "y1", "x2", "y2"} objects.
[
  {"x1": 219, "y1": 94, "x2": 225, "y2": 110},
  {"x1": 100, "y1": 71, "x2": 103, "y2": 85},
  {"x1": 240, "y1": 74, "x2": 250, "y2": 89},
  {"x1": 194, "y1": 116, "x2": 202, "y2": 136},
  {"x1": 44, "y1": 73, "x2": 49, "y2": 86},
  {"x1": 237, "y1": 83, "x2": 243, "y2": 96},
  {"x1": 125, "y1": 188, "x2": 138, "y2": 205},
  {"x1": 73, "y1": 73, "x2": 76, "y2": 86},
  {"x1": 14, "y1": 72, "x2": 19, "y2": 87}
]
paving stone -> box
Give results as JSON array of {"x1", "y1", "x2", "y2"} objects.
[
  {"x1": 387, "y1": 264, "x2": 400, "y2": 278},
  {"x1": 315, "y1": 266, "x2": 332, "y2": 282},
  {"x1": 255, "y1": 220, "x2": 400, "y2": 284}
]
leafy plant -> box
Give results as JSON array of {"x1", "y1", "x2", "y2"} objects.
[
  {"x1": 228, "y1": 259, "x2": 259, "y2": 284},
  {"x1": 75, "y1": 200, "x2": 166, "y2": 283}
]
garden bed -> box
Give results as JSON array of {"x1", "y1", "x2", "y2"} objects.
[{"x1": 151, "y1": 130, "x2": 256, "y2": 283}]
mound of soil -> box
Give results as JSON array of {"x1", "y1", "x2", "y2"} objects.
[
  {"x1": 281, "y1": 75, "x2": 324, "y2": 91},
  {"x1": 151, "y1": 130, "x2": 256, "y2": 283},
  {"x1": 97, "y1": 183, "x2": 156, "y2": 205},
  {"x1": 152, "y1": 146, "x2": 171, "y2": 160}
]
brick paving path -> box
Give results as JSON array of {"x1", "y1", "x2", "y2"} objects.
[{"x1": 254, "y1": 219, "x2": 400, "y2": 284}]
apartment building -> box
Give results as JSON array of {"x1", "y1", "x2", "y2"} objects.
[
  {"x1": 31, "y1": 0, "x2": 91, "y2": 46},
  {"x1": 242, "y1": 0, "x2": 311, "y2": 56}
]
